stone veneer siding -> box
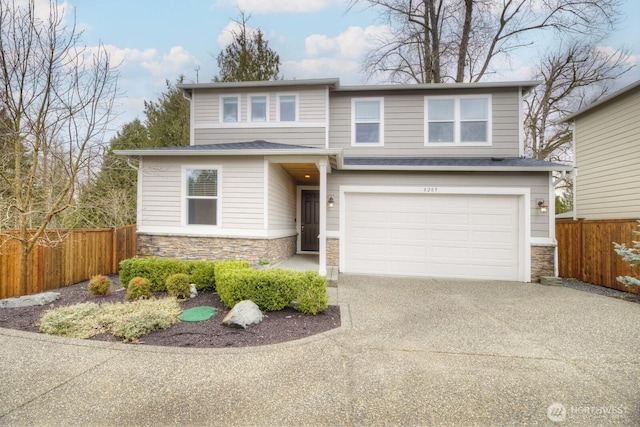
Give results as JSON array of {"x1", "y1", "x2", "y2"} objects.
[
  {"x1": 327, "y1": 238, "x2": 339, "y2": 267},
  {"x1": 531, "y1": 245, "x2": 555, "y2": 282},
  {"x1": 137, "y1": 234, "x2": 297, "y2": 266}
]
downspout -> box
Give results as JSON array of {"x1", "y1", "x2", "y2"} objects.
[
  {"x1": 571, "y1": 121, "x2": 577, "y2": 221},
  {"x1": 549, "y1": 171, "x2": 558, "y2": 277},
  {"x1": 518, "y1": 87, "x2": 525, "y2": 157}
]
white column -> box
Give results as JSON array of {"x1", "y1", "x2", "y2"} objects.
[{"x1": 318, "y1": 159, "x2": 328, "y2": 276}]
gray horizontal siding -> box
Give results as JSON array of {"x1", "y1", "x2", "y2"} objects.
[
  {"x1": 575, "y1": 88, "x2": 640, "y2": 219},
  {"x1": 139, "y1": 159, "x2": 182, "y2": 227},
  {"x1": 194, "y1": 128, "x2": 326, "y2": 148},
  {"x1": 139, "y1": 156, "x2": 265, "y2": 231},
  {"x1": 193, "y1": 87, "x2": 327, "y2": 125},
  {"x1": 268, "y1": 163, "x2": 297, "y2": 230},
  {"x1": 326, "y1": 170, "x2": 550, "y2": 238},
  {"x1": 328, "y1": 89, "x2": 521, "y2": 157}
]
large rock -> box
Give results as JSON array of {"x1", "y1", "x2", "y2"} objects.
[
  {"x1": 222, "y1": 300, "x2": 264, "y2": 329},
  {"x1": 0, "y1": 292, "x2": 61, "y2": 308}
]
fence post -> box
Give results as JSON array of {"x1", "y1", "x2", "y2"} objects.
[
  {"x1": 577, "y1": 219, "x2": 584, "y2": 282},
  {"x1": 38, "y1": 244, "x2": 44, "y2": 293},
  {"x1": 112, "y1": 227, "x2": 118, "y2": 273}
]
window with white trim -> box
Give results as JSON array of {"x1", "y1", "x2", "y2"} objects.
[
  {"x1": 425, "y1": 96, "x2": 491, "y2": 145},
  {"x1": 352, "y1": 98, "x2": 384, "y2": 145},
  {"x1": 250, "y1": 95, "x2": 268, "y2": 122},
  {"x1": 278, "y1": 94, "x2": 297, "y2": 122},
  {"x1": 186, "y1": 169, "x2": 219, "y2": 225},
  {"x1": 221, "y1": 96, "x2": 239, "y2": 123}
]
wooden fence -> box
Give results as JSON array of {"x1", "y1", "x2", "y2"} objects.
[
  {"x1": 556, "y1": 219, "x2": 640, "y2": 294},
  {"x1": 0, "y1": 225, "x2": 137, "y2": 299}
]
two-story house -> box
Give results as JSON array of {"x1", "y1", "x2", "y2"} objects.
[{"x1": 115, "y1": 78, "x2": 571, "y2": 282}]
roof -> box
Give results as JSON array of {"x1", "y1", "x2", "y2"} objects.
[
  {"x1": 336, "y1": 80, "x2": 541, "y2": 95},
  {"x1": 113, "y1": 140, "x2": 342, "y2": 157},
  {"x1": 563, "y1": 79, "x2": 640, "y2": 121},
  {"x1": 178, "y1": 78, "x2": 340, "y2": 92},
  {"x1": 114, "y1": 142, "x2": 571, "y2": 172},
  {"x1": 343, "y1": 157, "x2": 572, "y2": 172},
  {"x1": 177, "y1": 78, "x2": 540, "y2": 95}
]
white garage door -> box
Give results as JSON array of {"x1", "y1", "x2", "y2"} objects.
[{"x1": 345, "y1": 193, "x2": 521, "y2": 281}]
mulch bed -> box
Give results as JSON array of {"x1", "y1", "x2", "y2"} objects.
[{"x1": 0, "y1": 275, "x2": 341, "y2": 348}]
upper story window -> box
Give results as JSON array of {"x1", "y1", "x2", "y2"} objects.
[
  {"x1": 425, "y1": 96, "x2": 491, "y2": 145},
  {"x1": 221, "y1": 96, "x2": 239, "y2": 123},
  {"x1": 278, "y1": 94, "x2": 297, "y2": 122},
  {"x1": 352, "y1": 98, "x2": 384, "y2": 146},
  {"x1": 186, "y1": 168, "x2": 219, "y2": 226},
  {"x1": 250, "y1": 95, "x2": 268, "y2": 122}
]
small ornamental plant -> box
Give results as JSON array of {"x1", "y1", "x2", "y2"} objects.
[
  {"x1": 614, "y1": 221, "x2": 640, "y2": 287},
  {"x1": 88, "y1": 274, "x2": 112, "y2": 297},
  {"x1": 165, "y1": 273, "x2": 191, "y2": 299},
  {"x1": 125, "y1": 277, "x2": 152, "y2": 301}
]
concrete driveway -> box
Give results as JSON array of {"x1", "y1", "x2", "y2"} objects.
[{"x1": 1, "y1": 275, "x2": 639, "y2": 426}]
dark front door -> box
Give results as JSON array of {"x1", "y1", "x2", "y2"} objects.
[{"x1": 301, "y1": 190, "x2": 320, "y2": 252}]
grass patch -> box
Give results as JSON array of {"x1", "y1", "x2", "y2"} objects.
[{"x1": 39, "y1": 297, "x2": 181, "y2": 342}]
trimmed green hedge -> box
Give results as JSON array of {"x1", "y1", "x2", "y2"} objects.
[
  {"x1": 119, "y1": 257, "x2": 217, "y2": 292},
  {"x1": 215, "y1": 261, "x2": 329, "y2": 314},
  {"x1": 295, "y1": 271, "x2": 330, "y2": 315},
  {"x1": 118, "y1": 257, "x2": 329, "y2": 314}
]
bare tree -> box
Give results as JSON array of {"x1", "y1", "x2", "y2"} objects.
[
  {"x1": 0, "y1": 0, "x2": 118, "y2": 295},
  {"x1": 350, "y1": 0, "x2": 621, "y2": 83},
  {"x1": 524, "y1": 41, "x2": 631, "y2": 162}
]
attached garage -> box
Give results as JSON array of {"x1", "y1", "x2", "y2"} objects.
[{"x1": 343, "y1": 190, "x2": 527, "y2": 281}]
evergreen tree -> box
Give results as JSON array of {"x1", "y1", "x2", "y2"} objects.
[
  {"x1": 69, "y1": 77, "x2": 190, "y2": 228},
  {"x1": 214, "y1": 13, "x2": 281, "y2": 82},
  {"x1": 144, "y1": 77, "x2": 190, "y2": 147}
]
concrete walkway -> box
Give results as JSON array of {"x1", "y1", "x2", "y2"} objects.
[{"x1": 1, "y1": 275, "x2": 639, "y2": 426}]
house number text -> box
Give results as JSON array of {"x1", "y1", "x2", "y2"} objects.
[{"x1": 423, "y1": 187, "x2": 438, "y2": 193}]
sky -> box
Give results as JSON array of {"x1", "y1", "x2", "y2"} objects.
[{"x1": 46, "y1": 0, "x2": 640, "y2": 135}]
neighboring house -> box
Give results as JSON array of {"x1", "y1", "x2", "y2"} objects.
[
  {"x1": 115, "y1": 78, "x2": 571, "y2": 282},
  {"x1": 563, "y1": 80, "x2": 640, "y2": 220}
]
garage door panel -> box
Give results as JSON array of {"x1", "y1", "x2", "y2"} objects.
[
  {"x1": 430, "y1": 229, "x2": 469, "y2": 242},
  {"x1": 345, "y1": 193, "x2": 521, "y2": 281}
]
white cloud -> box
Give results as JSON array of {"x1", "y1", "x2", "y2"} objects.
[
  {"x1": 281, "y1": 25, "x2": 392, "y2": 83},
  {"x1": 216, "y1": 21, "x2": 258, "y2": 48},
  {"x1": 214, "y1": 0, "x2": 343, "y2": 14},
  {"x1": 141, "y1": 46, "x2": 199, "y2": 78},
  {"x1": 305, "y1": 25, "x2": 390, "y2": 59},
  {"x1": 12, "y1": 0, "x2": 71, "y2": 23},
  {"x1": 282, "y1": 58, "x2": 363, "y2": 84}
]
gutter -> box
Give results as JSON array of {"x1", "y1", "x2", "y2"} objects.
[
  {"x1": 339, "y1": 164, "x2": 573, "y2": 172},
  {"x1": 113, "y1": 148, "x2": 343, "y2": 157}
]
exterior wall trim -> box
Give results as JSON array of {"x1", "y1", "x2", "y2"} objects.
[{"x1": 137, "y1": 227, "x2": 296, "y2": 240}]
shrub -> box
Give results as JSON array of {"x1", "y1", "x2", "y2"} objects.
[
  {"x1": 165, "y1": 273, "x2": 191, "y2": 299},
  {"x1": 39, "y1": 298, "x2": 181, "y2": 342},
  {"x1": 215, "y1": 266, "x2": 302, "y2": 312},
  {"x1": 88, "y1": 274, "x2": 112, "y2": 297},
  {"x1": 125, "y1": 277, "x2": 152, "y2": 301},
  {"x1": 101, "y1": 298, "x2": 181, "y2": 342},
  {"x1": 39, "y1": 302, "x2": 103, "y2": 338},
  {"x1": 295, "y1": 272, "x2": 329, "y2": 315},
  {"x1": 186, "y1": 260, "x2": 217, "y2": 291},
  {"x1": 119, "y1": 257, "x2": 188, "y2": 292},
  {"x1": 614, "y1": 221, "x2": 640, "y2": 287}
]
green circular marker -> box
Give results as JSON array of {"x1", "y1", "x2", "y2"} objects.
[{"x1": 178, "y1": 306, "x2": 218, "y2": 322}]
